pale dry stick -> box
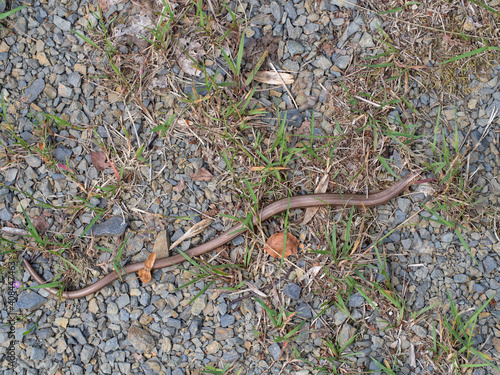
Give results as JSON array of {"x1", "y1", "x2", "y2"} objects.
[
  {"x1": 468, "y1": 107, "x2": 498, "y2": 181},
  {"x1": 1, "y1": 227, "x2": 30, "y2": 236},
  {"x1": 125, "y1": 105, "x2": 142, "y2": 149},
  {"x1": 268, "y1": 60, "x2": 298, "y2": 109},
  {"x1": 353, "y1": 95, "x2": 384, "y2": 108}
]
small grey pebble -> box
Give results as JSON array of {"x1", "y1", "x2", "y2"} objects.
[
  {"x1": 412, "y1": 324, "x2": 427, "y2": 338},
  {"x1": 348, "y1": 293, "x2": 365, "y2": 308},
  {"x1": 220, "y1": 314, "x2": 235, "y2": 327},
  {"x1": 107, "y1": 302, "x2": 119, "y2": 315},
  {"x1": 0, "y1": 208, "x2": 13, "y2": 221},
  {"x1": 483, "y1": 256, "x2": 497, "y2": 274},
  {"x1": 296, "y1": 303, "x2": 312, "y2": 318},
  {"x1": 441, "y1": 232, "x2": 454, "y2": 243},
  {"x1": 54, "y1": 146, "x2": 73, "y2": 163},
  {"x1": 453, "y1": 274, "x2": 468, "y2": 283},
  {"x1": 268, "y1": 342, "x2": 281, "y2": 361},
  {"x1": 24, "y1": 78, "x2": 46, "y2": 103},
  {"x1": 283, "y1": 283, "x2": 301, "y2": 299},
  {"x1": 16, "y1": 290, "x2": 47, "y2": 310}
]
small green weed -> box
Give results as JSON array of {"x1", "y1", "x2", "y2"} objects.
[{"x1": 430, "y1": 292, "x2": 499, "y2": 373}]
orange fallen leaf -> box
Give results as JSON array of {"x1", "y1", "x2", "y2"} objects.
[
  {"x1": 138, "y1": 252, "x2": 156, "y2": 284},
  {"x1": 264, "y1": 232, "x2": 299, "y2": 259},
  {"x1": 191, "y1": 167, "x2": 213, "y2": 181}
]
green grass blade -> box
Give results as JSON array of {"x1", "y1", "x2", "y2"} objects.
[
  {"x1": 0, "y1": 5, "x2": 26, "y2": 20},
  {"x1": 377, "y1": 156, "x2": 400, "y2": 179},
  {"x1": 71, "y1": 29, "x2": 99, "y2": 49},
  {"x1": 439, "y1": 46, "x2": 500, "y2": 65}
]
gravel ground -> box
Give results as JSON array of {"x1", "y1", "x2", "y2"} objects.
[{"x1": 1, "y1": 0, "x2": 500, "y2": 374}]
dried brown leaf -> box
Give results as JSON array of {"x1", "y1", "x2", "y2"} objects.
[
  {"x1": 320, "y1": 42, "x2": 335, "y2": 56},
  {"x1": 138, "y1": 268, "x2": 151, "y2": 284},
  {"x1": 144, "y1": 252, "x2": 156, "y2": 270},
  {"x1": 191, "y1": 167, "x2": 213, "y2": 181},
  {"x1": 295, "y1": 120, "x2": 311, "y2": 136},
  {"x1": 91, "y1": 151, "x2": 109, "y2": 172},
  {"x1": 139, "y1": 252, "x2": 156, "y2": 284},
  {"x1": 34, "y1": 215, "x2": 50, "y2": 234},
  {"x1": 169, "y1": 218, "x2": 212, "y2": 250},
  {"x1": 174, "y1": 178, "x2": 186, "y2": 193},
  {"x1": 264, "y1": 232, "x2": 299, "y2": 259}
]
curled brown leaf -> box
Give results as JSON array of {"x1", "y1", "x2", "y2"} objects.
[
  {"x1": 191, "y1": 167, "x2": 213, "y2": 181},
  {"x1": 139, "y1": 252, "x2": 156, "y2": 284},
  {"x1": 264, "y1": 232, "x2": 299, "y2": 259},
  {"x1": 91, "y1": 151, "x2": 109, "y2": 172},
  {"x1": 34, "y1": 215, "x2": 50, "y2": 234}
]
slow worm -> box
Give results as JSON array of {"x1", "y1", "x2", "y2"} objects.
[{"x1": 23, "y1": 171, "x2": 420, "y2": 299}]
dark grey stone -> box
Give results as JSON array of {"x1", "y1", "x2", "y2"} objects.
[
  {"x1": 222, "y1": 349, "x2": 240, "y2": 362},
  {"x1": 67, "y1": 72, "x2": 82, "y2": 88},
  {"x1": 116, "y1": 294, "x2": 130, "y2": 309},
  {"x1": 280, "y1": 108, "x2": 303, "y2": 128},
  {"x1": 30, "y1": 347, "x2": 45, "y2": 360},
  {"x1": 442, "y1": 232, "x2": 454, "y2": 243},
  {"x1": 412, "y1": 324, "x2": 427, "y2": 338},
  {"x1": 89, "y1": 216, "x2": 128, "y2": 237},
  {"x1": 283, "y1": 283, "x2": 301, "y2": 299},
  {"x1": 348, "y1": 293, "x2": 365, "y2": 308},
  {"x1": 81, "y1": 344, "x2": 96, "y2": 362},
  {"x1": 24, "y1": 78, "x2": 45, "y2": 103},
  {"x1": 473, "y1": 283, "x2": 486, "y2": 293},
  {"x1": 14, "y1": 16, "x2": 27, "y2": 33},
  {"x1": 70, "y1": 365, "x2": 83, "y2": 375},
  {"x1": 296, "y1": 303, "x2": 312, "y2": 318},
  {"x1": 189, "y1": 318, "x2": 203, "y2": 336},
  {"x1": 105, "y1": 337, "x2": 119, "y2": 352},
  {"x1": 54, "y1": 146, "x2": 73, "y2": 163},
  {"x1": 268, "y1": 342, "x2": 281, "y2": 361},
  {"x1": 453, "y1": 274, "x2": 468, "y2": 283},
  {"x1": 66, "y1": 327, "x2": 87, "y2": 345},
  {"x1": 168, "y1": 318, "x2": 182, "y2": 329},
  {"x1": 53, "y1": 15, "x2": 71, "y2": 31},
  {"x1": 335, "y1": 55, "x2": 351, "y2": 70},
  {"x1": 0, "y1": 207, "x2": 13, "y2": 221},
  {"x1": 270, "y1": 1, "x2": 282, "y2": 22},
  {"x1": 284, "y1": 1, "x2": 297, "y2": 20},
  {"x1": 483, "y1": 256, "x2": 497, "y2": 274},
  {"x1": 140, "y1": 292, "x2": 151, "y2": 306},
  {"x1": 16, "y1": 290, "x2": 47, "y2": 309},
  {"x1": 220, "y1": 314, "x2": 235, "y2": 327},
  {"x1": 287, "y1": 40, "x2": 305, "y2": 56},
  {"x1": 231, "y1": 235, "x2": 245, "y2": 246},
  {"x1": 303, "y1": 23, "x2": 320, "y2": 34}
]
